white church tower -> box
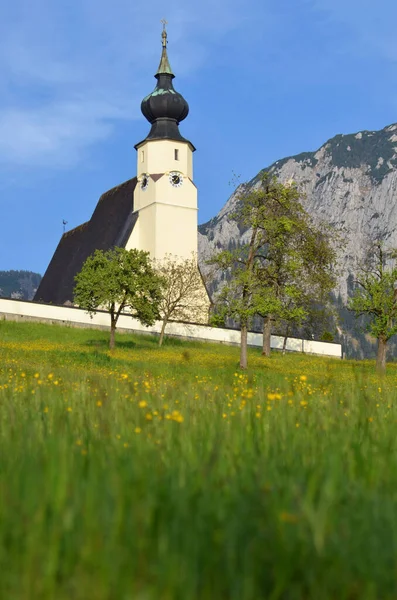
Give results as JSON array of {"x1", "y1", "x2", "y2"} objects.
[
  {"x1": 35, "y1": 24, "x2": 211, "y2": 315},
  {"x1": 126, "y1": 26, "x2": 199, "y2": 261}
]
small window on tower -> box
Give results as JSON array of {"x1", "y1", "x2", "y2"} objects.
[
  {"x1": 141, "y1": 150, "x2": 145, "y2": 163},
  {"x1": 174, "y1": 149, "x2": 179, "y2": 161}
]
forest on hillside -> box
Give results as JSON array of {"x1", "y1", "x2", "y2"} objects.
[{"x1": 0, "y1": 270, "x2": 42, "y2": 301}]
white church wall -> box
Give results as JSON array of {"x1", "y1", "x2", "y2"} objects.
[
  {"x1": 126, "y1": 203, "x2": 157, "y2": 256},
  {"x1": 125, "y1": 216, "x2": 140, "y2": 250},
  {"x1": 152, "y1": 176, "x2": 197, "y2": 209},
  {"x1": 125, "y1": 203, "x2": 198, "y2": 260},
  {"x1": 136, "y1": 139, "x2": 193, "y2": 179},
  {"x1": 131, "y1": 140, "x2": 198, "y2": 263},
  {"x1": 133, "y1": 175, "x2": 156, "y2": 212},
  {"x1": 154, "y1": 203, "x2": 198, "y2": 258},
  {"x1": 0, "y1": 298, "x2": 342, "y2": 358}
]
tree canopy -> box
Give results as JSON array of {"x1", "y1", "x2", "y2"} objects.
[
  {"x1": 348, "y1": 242, "x2": 397, "y2": 373},
  {"x1": 74, "y1": 247, "x2": 162, "y2": 349},
  {"x1": 209, "y1": 174, "x2": 337, "y2": 368},
  {"x1": 155, "y1": 254, "x2": 210, "y2": 346}
]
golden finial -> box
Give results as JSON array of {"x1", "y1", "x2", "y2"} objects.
[
  {"x1": 161, "y1": 19, "x2": 168, "y2": 47},
  {"x1": 156, "y1": 19, "x2": 173, "y2": 76}
]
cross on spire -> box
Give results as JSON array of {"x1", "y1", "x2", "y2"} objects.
[
  {"x1": 161, "y1": 18, "x2": 168, "y2": 47},
  {"x1": 156, "y1": 18, "x2": 173, "y2": 76}
]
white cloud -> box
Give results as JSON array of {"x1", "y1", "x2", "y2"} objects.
[
  {"x1": 0, "y1": 101, "x2": 124, "y2": 167},
  {"x1": 6, "y1": 0, "x2": 394, "y2": 171},
  {"x1": 0, "y1": 0, "x2": 244, "y2": 169}
]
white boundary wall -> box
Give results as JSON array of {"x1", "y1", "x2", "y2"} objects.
[{"x1": 0, "y1": 298, "x2": 342, "y2": 358}]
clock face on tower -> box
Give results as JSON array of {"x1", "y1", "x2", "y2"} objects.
[
  {"x1": 169, "y1": 171, "x2": 184, "y2": 188},
  {"x1": 140, "y1": 175, "x2": 149, "y2": 191}
]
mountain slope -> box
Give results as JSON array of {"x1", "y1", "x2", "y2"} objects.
[
  {"x1": 198, "y1": 123, "x2": 397, "y2": 355},
  {"x1": 0, "y1": 271, "x2": 42, "y2": 300}
]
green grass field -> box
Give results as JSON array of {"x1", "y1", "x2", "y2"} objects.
[{"x1": 1, "y1": 320, "x2": 397, "y2": 599}]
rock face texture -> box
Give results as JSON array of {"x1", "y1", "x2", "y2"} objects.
[{"x1": 198, "y1": 123, "x2": 397, "y2": 355}]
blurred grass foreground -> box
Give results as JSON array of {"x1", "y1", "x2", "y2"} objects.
[{"x1": 1, "y1": 321, "x2": 397, "y2": 599}]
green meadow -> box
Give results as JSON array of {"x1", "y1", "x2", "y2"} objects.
[{"x1": 1, "y1": 320, "x2": 397, "y2": 599}]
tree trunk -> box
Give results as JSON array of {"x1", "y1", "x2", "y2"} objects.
[
  {"x1": 282, "y1": 325, "x2": 290, "y2": 355},
  {"x1": 376, "y1": 335, "x2": 387, "y2": 375},
  {"x1": 159, "y1": 319, "x2": 167, "y2": 347},
  {"x1": 262, "y1": 316, "x2": 272, "y2": 357},
  {"x1": 109, "y1": 317, "x2": 116, "y2": 350},
  {"x1": 240, "y1": 323, "x2": 248, "y2": 370}
]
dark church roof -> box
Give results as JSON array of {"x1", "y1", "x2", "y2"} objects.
[{"x1": 35, "y1": 178, "x2": 137, "y2": 305}]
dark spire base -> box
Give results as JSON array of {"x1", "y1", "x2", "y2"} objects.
[
  {"x1": 135, "y1": 118, "x2": 195, "y2": 150},
  {"x1": 147, "y1": 118, "x2": 187, "y2": 141}
]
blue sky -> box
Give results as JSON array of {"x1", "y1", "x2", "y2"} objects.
[{"x1": 1, "y1": 0, "x2": 397, "y2": 274}]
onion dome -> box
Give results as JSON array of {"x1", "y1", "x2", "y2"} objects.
[{"x1": 139, "y1": 26, "x2": 192, "y2": 146}]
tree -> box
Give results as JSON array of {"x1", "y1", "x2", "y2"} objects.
[
  {"x1": 209, "y1": 174, "x2": 337, "y2": 369},
  {"x1": 74, "y1": 248, "x2": 162, "y2": 350},
  {"x1": 154, "y1": 254, "x2": 210, "y2": 346},
  {"x1": 209, "y1": 248, "x2": 262, "y2": 369},
  {"x1": 209, "y1": 175, "x2": 298, "y2": 368},
  {"x1": 259, "y1": 223, "x2": 342, "y2": 356},
  {"x1": 348, "y1": 242, "x2": 397, "y2": 374}
]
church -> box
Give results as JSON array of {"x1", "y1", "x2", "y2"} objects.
[{"x1": 35, "y1": 26, "x2": 210, "y2": 317}]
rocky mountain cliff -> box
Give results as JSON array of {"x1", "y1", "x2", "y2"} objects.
[{"x1": 198, "y1": 123, "x2": 397, "y2": 357}]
